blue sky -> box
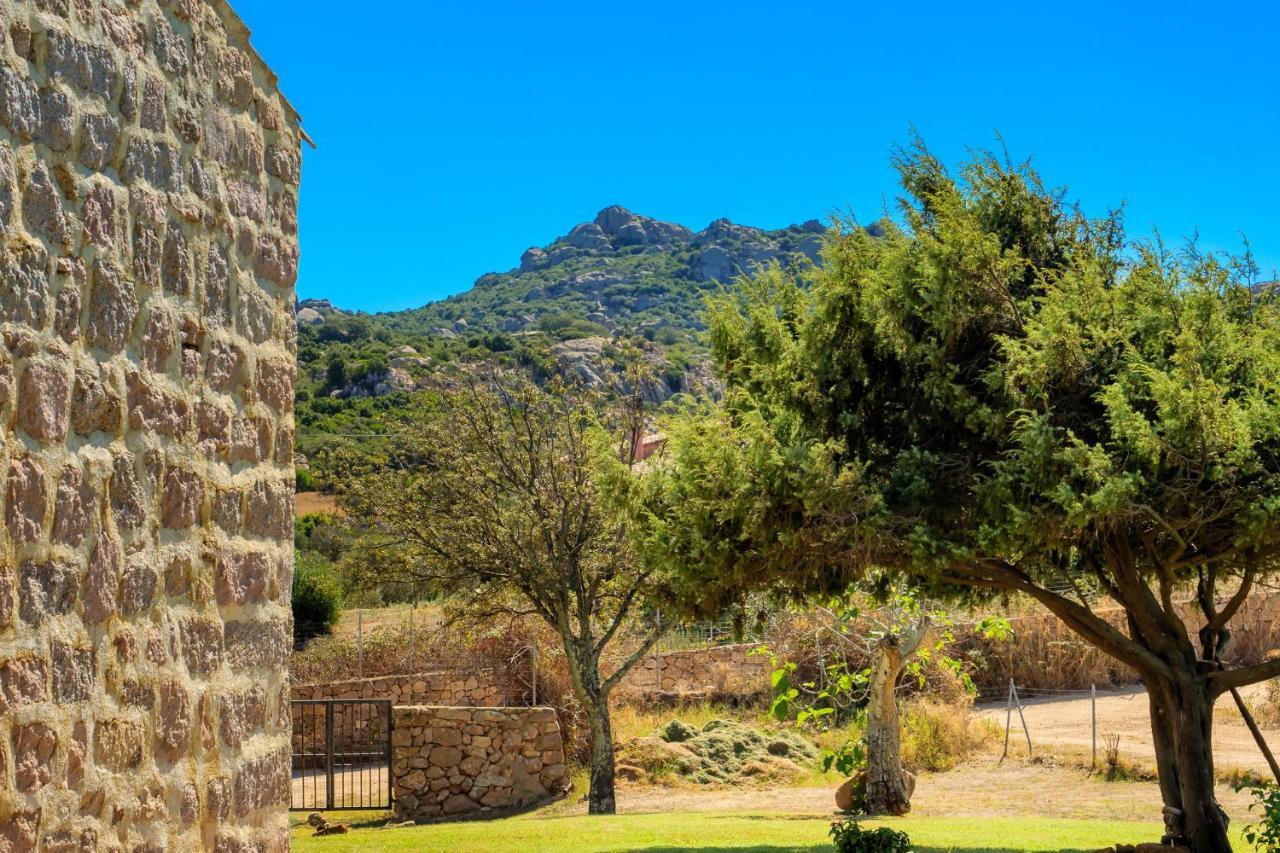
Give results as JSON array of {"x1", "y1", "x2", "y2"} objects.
[{"x1": 235, "y1": 1, "x2": 1280, "y2": 314}]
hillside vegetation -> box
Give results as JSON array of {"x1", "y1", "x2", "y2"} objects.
[{"x1": 294, "y1": 206, "x2": 827, "y2": 469}]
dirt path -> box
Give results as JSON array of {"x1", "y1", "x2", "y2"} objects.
[
  {"x1": 587, "y1": 685, "x2": 1274, "y2": 823},
  {"x1": 972, "y1": 683, "x2": 1276, "y2": 774},
  {"x1": 593, "y1": 760, "x2": 1253, "y2": 824}
]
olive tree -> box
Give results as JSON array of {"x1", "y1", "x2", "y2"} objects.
[
  {"x1": 342, "y1": 377, "x2": 672, "y2": 814},
  {"x1": 636, "y1": 141, "x2": 1280, "y2": 852}
]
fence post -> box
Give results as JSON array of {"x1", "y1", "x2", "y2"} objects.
[
  {"x1": 531, "y1": 641, "x2": 538, "y2": 706},
  {"x1": 324, "y1": 701, "x2": 335, "y2": 810},
  {"x1": 1091, "y1": 684, "x2": 1097, "y2": 769},
  {"x1": 408, "y1": 606, "x2": 415, "y2": 673},
  {"x1": 816, "y1": 631, "x2": 825, "y2": 693},
  {"x1": 654, "y1": 609, "x2": 663, "y2": 692},
  {"x1": 1012, "y1": 681, "x2": 1032, "y2": 759},
  {"x1": 356, "y1": 611, "x2": 363, "y2": 680},
  {"x1": 1000, "y1": 680, "x2": 1014, "y2": 764}
]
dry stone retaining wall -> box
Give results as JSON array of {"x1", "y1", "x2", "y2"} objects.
[
  {"x1": 291, "y1": 670, "x2": 507, "y2": 707},
  {"x1": 292, "y1": 672, "x2": 506, "y2": 755},
  {"x1": 0, "y1": 1, "x2": 301, "y2": 850},
  {"x1": 391, "y1": 706, "x2": 567, "y2": 822},
  {"x1": 614, "y1": 642, "x2": 771, "y2": 701}
]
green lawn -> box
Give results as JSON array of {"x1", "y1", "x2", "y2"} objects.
[{"x1": 290, "y1": 811, "x2": 1250, "y2": 852}]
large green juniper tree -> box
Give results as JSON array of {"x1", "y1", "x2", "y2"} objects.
[{"x1": 635, "y1": 141, "x2": 1280, "y2": 852}]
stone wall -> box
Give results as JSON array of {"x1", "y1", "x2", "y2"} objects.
[
  {"x1": 0, "y1": 1, "x2": 301, "y2": 850},
  {"x1": 291, "y1": 672, "x2": 506, "y2": 756},
  {"x1": 391, "y1": 706, "x2": 567, "y2": 822},
  {"x1": 613, "y1": 643, "x2": 771, "y2": 701},
  {"x1": 291, "y1": 670, "x2": 507, "y2": 707}
]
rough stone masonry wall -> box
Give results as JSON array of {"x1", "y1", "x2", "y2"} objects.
[
  {"x1": 391, "y1": 706, "x2": 567, "y2": 822},
  {"x1": 0, "y1": 1, "x2": 301, "y2": 851},
  {"x1": 291, "y1": 670, "x2": 507, "y2": 707},
  {"x1": 292, "y1": 672, "x2": 506, "y2": 756},
  {"x1": 613, "y1": 643, "x2": 771, "y2": 701}
]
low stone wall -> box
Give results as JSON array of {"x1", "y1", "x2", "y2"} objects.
[
  {"x1": 291, "y1": 670, "x2": 506, "y2": 706},
  {"x1": 391, "y1": 706, "x2": 567, "y2": 821},
  {"x1": 291, "y1": 671, "x2": 507, "y2": 755},
  {"x1": 613, "y1": 642, "x2": 771, "y2": 701}
]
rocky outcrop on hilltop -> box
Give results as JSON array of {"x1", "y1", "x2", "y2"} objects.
[
  {"x1": 520, "y1": 206, "x2": 824, "y2": 283},
  {"x1": 521, "y1": 206, "x2": 695, "y2": 271}
]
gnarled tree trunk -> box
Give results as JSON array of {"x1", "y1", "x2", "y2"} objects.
[
  {"x1": 863, "y1": 621, "x2": 928, "y2": 815},
  {"x1": 1145, "y1": 667, "x2": 1230, "y2": 852}
]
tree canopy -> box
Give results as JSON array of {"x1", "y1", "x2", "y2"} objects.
[{"x1": 635, "y1": 140, "x2": 1280, "y2": 852}]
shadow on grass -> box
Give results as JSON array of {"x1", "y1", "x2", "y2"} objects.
[{"x1": 613, "y1": 848, "x2": 1101, "y2": 853}]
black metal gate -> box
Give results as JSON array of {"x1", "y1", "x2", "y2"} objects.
[{"x1": 291, "y1": 699, "x2": 393, "y2": 811}]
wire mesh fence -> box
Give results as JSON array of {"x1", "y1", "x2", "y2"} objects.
[{"x1": 980, "y1": 680, "x2": 1280, "y2": 778}]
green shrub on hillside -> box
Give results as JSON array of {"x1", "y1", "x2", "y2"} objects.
[{"x1": 292, "y1": 551, "x2": 345, "y2": 643}]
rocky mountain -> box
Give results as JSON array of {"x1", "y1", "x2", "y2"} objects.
[
  {"x1": 292, "y1": 207, "x2": 827, "y2": 449},
  {"x1": 377, "y1": 205, "x2": 826, "y2": 340}
]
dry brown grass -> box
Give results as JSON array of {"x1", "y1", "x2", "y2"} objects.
[
  {"x1": 296, "y1": 490, "x2": 342, "y2": 517},
  {"x1": 902, "y1": 699, "x2": 991, "y2": 772},
  {"x1": 1249, "y1": 678, "x2": 1280, "y2": 728}
]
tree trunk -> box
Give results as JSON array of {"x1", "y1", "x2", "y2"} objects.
[
  {"x1": 1145, "y1": 668, "x2": 1231, "y2": 853},
  {"x1": 585, "y1": 692, "x2": 617, "y2": 815},
  {"x1": 563, "y1": 639, "x2": 617, "y2": 815},
  {"x1": 864, "y1": 634, "x2": 912, "y2": 815}
]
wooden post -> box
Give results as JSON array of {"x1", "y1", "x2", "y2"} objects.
[
  {"x1": 356, "y1": 612, "x2": 363, "y2": 680},
  {"x1": 1230, "y1": 686, "x2": 1280, "y2": 784},
  {"x1": 1091, "y1": 684, "x2": 1097, "y2": 769}
]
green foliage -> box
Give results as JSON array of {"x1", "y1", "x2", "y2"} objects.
[
  {"x1": 292, "y1": 551, "x2": 345, "y2": 642},
  {"x1": 291, "y1": 210, "x2": 820, "y2": 473},
  {"x1": 324, "y1": 352, "x2": 347, "y2": 389},
  {"x1": 640, "y1": 139, "x2": 1280, "y2": 672},
  {"x1": 295, "y1": 468, "x2": 315, "y2": 491},
  {"x1": 829, "y1": 819, "x2": 912, "y2": 853},
  {"x1": 634, "y1": 141, "x2": 1267, "y2": 843},
  {"x1": 1237, "y1": 778, "x2": 1280, "y2": 850}
]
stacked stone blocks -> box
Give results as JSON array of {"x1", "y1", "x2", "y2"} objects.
[
  {"x1": 613, "y1": 643, "x2": 771, "y2": 702},
  {"x1": 291, "y1": 670, "x2": 507, "y2": 707},
  {"x1": 391, "y1": 706, "x2": 567, "y2": 822},
  {"x1": 0, "y1": 0, "x2": 301, "y2": 850}
]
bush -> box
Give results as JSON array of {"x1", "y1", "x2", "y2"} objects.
[
  {"x1": 900, "y1": 700, "x2": 977, "y2": 772},
  {"x1": 296, "y1": 468, "x2": 315, "y2": 491},
  {"x1": 829, "y1": 819, "x2": 911, "y2": 853},
  {"x1": 292, "y1": 552, "x2": 345, "y2": 642},
  {"x1": 1253, "y1": 676, "x2": 1280, "y2": 728},
  {"x1": 1239, "y1": 778, "x2": 1280, "y2": 851}
]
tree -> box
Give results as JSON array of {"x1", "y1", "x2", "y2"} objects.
[
  {"x1": 293, "y1": 550, "x2": 345, "y2": 643},
  {"x1": 637, "y1": 141, "x2": 1280, "y2": 852},
  {"x1": 341, "y1": 377, "x2": 674, "y2": 814},
  {"x1": 324, "y1": 352, "x2": 347, "y2": 390},
  {"x1": 766, "y1": 589, "x2": 999, "y2": 816}
]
